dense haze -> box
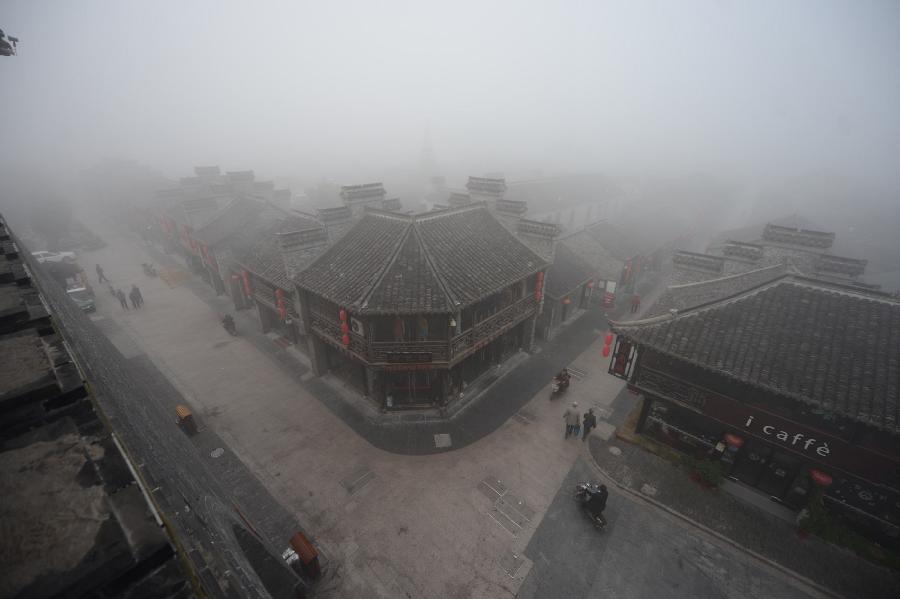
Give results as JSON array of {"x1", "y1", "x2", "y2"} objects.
[{"x1": 2, "y1": 0, "x2": 900, "y2": 182}]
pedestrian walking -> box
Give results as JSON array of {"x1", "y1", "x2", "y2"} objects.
[
  {"x1": 564, "y1": 402, "x2": 581, "y2": 439},
  {"x1": 131, "y1": 284, "x2": 144, "y2": 308},
  {"x1": 96, "y1": 264, "x2": 109, "y2": 284},
  {"x1": 116, "y1": 289, "x2": 129, "y2": 310},
  {"x1": 582, "y1": 408, "x2": 597, "y2": 441},
  {"x1": 129, "y1": 287, "x2": 140, "y2": 309}
]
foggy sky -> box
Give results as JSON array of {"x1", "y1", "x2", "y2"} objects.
[{"x1": 2, "y1": 1, "x2": 900, "y2": 184}]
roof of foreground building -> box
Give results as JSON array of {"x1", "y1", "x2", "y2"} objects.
[
  {"x1": 612, "y1": 276, "x2": 900, "y2": 432},
  {"x1": 297, "y1": 203, "x2": 547, "y2": 314},
  {"x1": 236, "y1": 213, "x2": 323, "y2": 289}
]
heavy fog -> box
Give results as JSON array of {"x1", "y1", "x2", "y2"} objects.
[{"x1": 2, "y1": 1, "x2": 899, "y2": 268}]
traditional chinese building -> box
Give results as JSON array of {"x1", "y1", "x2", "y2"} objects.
[
  {"x1": 536, "y1": 243, "x2": 595, "y2": 339},
  {"x1": 295, "y1": 203, "x2": 548, "y2": 408},
  {"x1": 609, "y1": 275, "x2": 900, "y2": 545}
]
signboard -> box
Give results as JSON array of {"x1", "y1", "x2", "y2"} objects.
[
  {"x1": 634, "y1": 367, "x2": 900, "y2": 483},
  {"x1": 608, "y1": 337, "x2": 635, "y2": 379}
]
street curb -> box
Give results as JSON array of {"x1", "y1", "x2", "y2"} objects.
[{"x1": 582, "y1": 443, "x2": 844, "y2": 599}]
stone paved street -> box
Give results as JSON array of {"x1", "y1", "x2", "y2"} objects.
[
  {"x1": 519, "y1": 458, "x2": 823, "y2": 599},
  {"x1": 70, "y1": 212, "x2": 857, "y2": 598}
]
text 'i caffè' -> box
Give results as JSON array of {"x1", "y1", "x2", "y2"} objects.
[{"x1": 609, "y1": 276, "x2": 900, "y2": 546}]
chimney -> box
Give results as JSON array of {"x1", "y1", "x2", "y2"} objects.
[
  {"x1": 340, "y1": 182, "x2": 386, "y2": 217},
  {"x1": 494, "y1": 199, "x2": 527, "y2": 232},
  {"x1": 316, "y1": 206, "x2": 353, "y2": 243},
  {"x1": 466, "y1": 176, "x2": 506, "y2": 210},
  {"x1": 278, "y1": 226, "x2": 329, "y2": 281},
  {"x1": 516, "y1": 219, "x2": 560, "y2": 263}
]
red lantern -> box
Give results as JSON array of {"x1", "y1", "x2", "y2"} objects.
[
  {"x1": 342, "y1": 333, "x2": 350, "y2": 346},
  {"x1": 587, "y1": 281, "x2": 595, "y2": 289},
  {"x1": 604, "y1": 333, "x2": 614, "y2": 346},
  {"x1": 810, "y1": 470, "x2": 833, "y2": 487},
  {"x1": 340, "y1": 322, "x2": 349, "y2": 333},
  {"x1": 536, "y1": 271, "x2": 544, "y2": 282},
  {"x1": 602, "y1": 345, "x2": 611, "y2": 357},
  {"x1": 562, "y1": 297, "x2": 571, "y2": 305},
  {"x1": 724, "y1": 433, "x2": 744, "y2": 448},
  {"x1": 241, "y1": 270, "x2": 252, "y2": 296},
  {"x1": 339, "y1": 309, "x2": 347, "y2": 322}
]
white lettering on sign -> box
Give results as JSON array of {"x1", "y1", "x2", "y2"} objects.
[{"x1": 744, "y1": 416, "x2": 830, "y2": 459}]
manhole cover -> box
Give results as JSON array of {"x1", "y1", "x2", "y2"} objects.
[
  {"x1": 210, "y1": 448, "x2": 225, "y2": 458},
  {"x1": 434, "y1": 433, "x2": 452, "y2": 448}
]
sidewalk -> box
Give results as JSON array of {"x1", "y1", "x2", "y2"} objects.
[{"x1": 586, "y1": 391, "x2": 900, "y2": 599}]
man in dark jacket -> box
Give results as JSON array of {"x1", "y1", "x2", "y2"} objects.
[{"x1": 582, "y1": 408, "x2": 597, "y2": 441}]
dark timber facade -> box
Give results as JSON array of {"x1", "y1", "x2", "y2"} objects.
[
  {"x1": 610, "y1": 276, "x2": 900, "y2": 547},
  {"x1": 296, "y1": 204, "x2": 547, "y2": 409}
]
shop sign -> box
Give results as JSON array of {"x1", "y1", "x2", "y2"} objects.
[{"x1": 636, "y1": 367, "x2": 900, "y2": 483}]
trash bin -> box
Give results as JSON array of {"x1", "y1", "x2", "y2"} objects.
[
  {"x1": 289, "y1": 531, "x2": 321, "y2": 580},
  {"x1": 175, "y1": 404, "x2": 197, "y2": 435}
]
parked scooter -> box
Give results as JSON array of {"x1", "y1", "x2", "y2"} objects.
[
  {"x1": 141, "y1": 262, "x2": 158, "y2": 277},
  {"x1": 574, "y1": 482, "x2": 608, "y2": 530},
  {"x1": 222, "y1": 314, "x2": 237, "y2": 336}
]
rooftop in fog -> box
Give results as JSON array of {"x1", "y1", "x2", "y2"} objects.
[{"x1": 297, "y1": 203, "x2": 546, "y2": 314}]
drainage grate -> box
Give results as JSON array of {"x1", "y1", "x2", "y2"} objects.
[
  {"x1": 567, "y1": 366, "x2": 587, "y2": 380},
  {"x1": 341, "y1": 465, "x2": 375, "y2": 495},
  {"x1": 499, "y1": 551, "x2": 525, "y2": 578}
]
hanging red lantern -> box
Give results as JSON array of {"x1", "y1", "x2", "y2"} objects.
[
  {"x1": 339, "y1": 309, "x2": 347, "y2": 322},
  {"x1": 342, "y1": 333, "x2": 351, "y2": 346},
  {"x1": 604, "y1": 333, "x2": 614, "y2": 346},
  {"x1": 241, "y1": 270, "x2": 252, "y2": 296},
  {"x1": 724, "y1": 433, "x2": 744, "y2": 448},
  {"x1": 587, "y1": 281, "x2": 595, "y2": 289},
  {"x1": 340, "y1": 322, "x2": 349, "y2": 333},
  {"x1": 602, "y1": 345, "x2": 611, "y2": 357},
  {"x1": 562, "y1": 297, "x2": 572, "y2": 305},
  {"x1": 810, "y1": 470, "x2": 833, "y2": 487}
]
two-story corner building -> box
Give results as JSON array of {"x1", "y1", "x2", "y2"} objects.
[
  {"x1": 608, "y1": 275, "x2": 900, "y2": 546},
  {"x1": 295, "y1": 203, "x2": 548, "y2": 409}
]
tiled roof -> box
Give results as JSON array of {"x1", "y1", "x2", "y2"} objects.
[
  {"x1": 298, "y1": 204, "x2": 546, "y2": 313},
  {"x1": 646, "y1": 263, "x2": 787, "y2": 317},
  {"x1": 236, "y1": 214, "x2": 322, "y2": 289},
  {"x1": 193, "y1": 198, "x2": 265, "y2": 247},
  {"x1": 544, "y1": 244, "x2": 594, "y2": 299},
  {"x1": 613, "y1": 277, "x2": 900, "y2": 432}
]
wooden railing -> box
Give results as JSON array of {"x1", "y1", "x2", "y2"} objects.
[
  {"x1": 450, "y1": 295, "x2": 537, "y2": 361},
  {"x1": 309, "y1": 295, "x2": 538, "y2": 365}
]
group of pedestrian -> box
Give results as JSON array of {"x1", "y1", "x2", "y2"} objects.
[
  {"x1": 563, "y1": 402, "x2": 597, "y2": 441},
  {"x1": 97, "y1": 264, "x2": 145, "y2": 311}
]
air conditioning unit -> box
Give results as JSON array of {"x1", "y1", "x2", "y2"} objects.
[{"x1": 349, "y1": 317, "x2": 365, "y2": 338}]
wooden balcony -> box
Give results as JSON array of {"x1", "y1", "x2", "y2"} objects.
[{"x1": 309, "y1": 294, "x2": 538, "y2": 366}]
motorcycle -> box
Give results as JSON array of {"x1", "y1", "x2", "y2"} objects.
[
  {"x1": 142, "y1": 262, "x2": 158, "y2": 277},
  {"x1": 574, "y1": 482, "x2": 607, "y2": 530},
  {"x1": 222, "y1": 315, "x2": 237, "y2": 336}
]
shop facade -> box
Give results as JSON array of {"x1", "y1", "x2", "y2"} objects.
[{"x1": 610, "y1": 276, "x2": 900, "y2": 547}]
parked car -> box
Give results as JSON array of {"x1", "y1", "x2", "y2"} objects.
[
  {"x1": 31, "y1": 250, "x2": 76, "y2": 264},
  {"x1": 66, "y1": 286, "x2": 96, "y2": 312}
]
